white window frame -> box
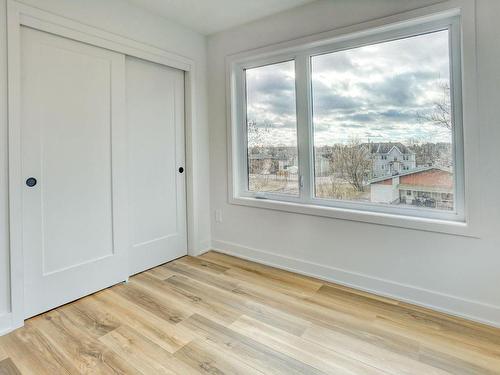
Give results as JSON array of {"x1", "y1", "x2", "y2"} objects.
[{"x1": 226, "y1": 2, "x2": 480, "y2": 237}]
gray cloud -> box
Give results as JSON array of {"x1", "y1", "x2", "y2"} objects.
[
  {"x1": 340, "y1": 123, "x2": 365, "y2": 129},
  {"x1": 359, "y1": 71, "x2": 437, "y2": 106}
]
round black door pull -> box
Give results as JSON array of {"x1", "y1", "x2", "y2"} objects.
[
  {"x1": 26, "y1": 177, "x2": 37, "y2": 187},
  {"x1": 178, "y1": 167, "x2": 184, "y2": 173}
]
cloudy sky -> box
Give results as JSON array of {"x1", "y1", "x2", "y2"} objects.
[{"x1": 245, "y1": 29, "x2": 452, "y2": 147}]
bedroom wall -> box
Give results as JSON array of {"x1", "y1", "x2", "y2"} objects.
[
  {"x1": 0, "y1": 0, "x2": 211, "y2": 334},
  {"x1": 208, "y1": 0, "x2": 500, "y2": 326}
]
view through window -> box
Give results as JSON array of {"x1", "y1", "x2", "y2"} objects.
[
  {"x1": 238, "y1": 23, "x2": 461, "y2": 217},
  {"x1": 312, "y1": 30, "x2": 454, "y2": 211},
  {"x1": 245, "y1": 61, "x2": 299, "y2": 195}
]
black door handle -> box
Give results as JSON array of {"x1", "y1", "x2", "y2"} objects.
[
  {"x1": 26, "y1": 177, "x2": 37, "y2": 187},
  {"x1": 178, "y1": 167, "x2": 184, "y2": 174}
]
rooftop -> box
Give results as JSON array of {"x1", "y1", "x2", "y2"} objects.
[
  {"x1": 370, "y1": 166, "x2": 453, "y2": 190},
  {"x1": 362, "y1": 142, "x2": 414, "y2": 155}
]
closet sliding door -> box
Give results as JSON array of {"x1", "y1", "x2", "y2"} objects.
[
  {"x1": 20, "y1": 28, "x2": 187, "y2": 318},
  {"x1": 20, "y1": 22, "x2": 187, "y2": 317},
  {"x1": 126, "y1": 57, "x2": 187, "y2": 275},
  {"x1": 21, "y1": 27, "x2": 129, "y2": 318}
]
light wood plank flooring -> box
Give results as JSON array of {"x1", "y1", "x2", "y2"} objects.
[{"x1": 1, "y1": 251, "x2": 499, "y2": 374}]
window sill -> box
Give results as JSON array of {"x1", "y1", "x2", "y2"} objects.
[{"x1": 229, "y1": 195, "x2": 477, "y2": 237}]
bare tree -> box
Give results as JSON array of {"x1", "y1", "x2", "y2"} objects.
[
  {"x1": 329, "y1": 138, "x2": 371, "y2": 192},
  {"x1": 418, "y1": 81, "x2": 452, "y2": 129},
  {"x1": 247, "y1": 120, "x2": 270, "y2": 149}
]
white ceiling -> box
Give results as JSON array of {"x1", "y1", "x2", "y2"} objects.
[{"x1": 125, "y1": 0, "x2": 316, "y2": 35}]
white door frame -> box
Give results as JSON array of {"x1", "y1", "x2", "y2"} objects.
[{"x1": 6, "y1": 0, "x2": 201, "y2": 331}]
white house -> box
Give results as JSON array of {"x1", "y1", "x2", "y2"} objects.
[{"x1": 366, "y1": 142, "x2": 416, "y2": 177}]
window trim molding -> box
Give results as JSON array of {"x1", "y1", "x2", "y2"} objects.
[{"x1": 226, "y1": 0, "x2": 480, "y2": 237}]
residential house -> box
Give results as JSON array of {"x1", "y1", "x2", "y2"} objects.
[
  {"x1": 365, "y1": 142, "x2": 416, "y2": 177},
  {"x1": 370, "y1": 166, "x2": 454, "y2": 210}
]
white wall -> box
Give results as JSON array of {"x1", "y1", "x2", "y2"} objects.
[
  {"x1": 371, "y1": 181, "x2": 399, "y2": 204},
  {"x1": 0, "y1": 0, "x2": 211, "y2": 333},
  {"x1": 208, "y1": 0, "x2": 500, "y2": 326}
]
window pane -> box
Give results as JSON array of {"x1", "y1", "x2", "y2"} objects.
[
  {"x1": 245, "y1": 61, "x2": 299, "y2": 195},
  {"x1": 312, "y1": 30, "x2": 455, "y2": 211}
]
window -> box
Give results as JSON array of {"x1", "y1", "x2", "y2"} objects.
[
  {"x1": 230, "y1": 13, "x2": 465, "y2": 225},
  {"x1": 245, "y1": 61, "x2": 299, "y2": 195}
]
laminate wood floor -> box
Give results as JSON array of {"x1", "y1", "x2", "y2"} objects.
[{"x1": 1, "y1": 251, "x2": 499, "y2": 374}]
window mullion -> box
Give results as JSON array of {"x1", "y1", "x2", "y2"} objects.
[{"x1": 295, "y1": 54, "x2": 313, "y2": 202}]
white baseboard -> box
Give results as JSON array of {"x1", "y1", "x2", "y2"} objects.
[
  {"x1": 211, "y1": 239, "x2": 500, "y2": 328},
  {"x1": 0, "y1": 313, "x2": 14, "y2": 336},
  {"x1": 189, "y1": 239, "x2": 212, "y2": 257}
]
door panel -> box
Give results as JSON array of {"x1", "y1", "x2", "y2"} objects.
[
  {"x1": 126, "y1": 57, "x2": 187, "y2": 275},
  {"x1": 21, "y1": 27, "x2": 128, "y2": 318}
]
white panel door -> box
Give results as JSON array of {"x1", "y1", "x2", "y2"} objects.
[
  {"x1": 126, "y1": 57, "x2": 187, "y2": 275},
  {"x1": 21, "y1": 27, "x2": 129, "y2": 318}
]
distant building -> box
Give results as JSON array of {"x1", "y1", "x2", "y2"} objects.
[
  {"x1": 248, "y1": 149, "x2": 297, "y2": 175},
  {"x1": 369, "y1": 167, "x2": 453, "y2": 210},
  {"x1": 365, "y1": 142, "x2": 416, "y2": 177}
]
